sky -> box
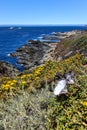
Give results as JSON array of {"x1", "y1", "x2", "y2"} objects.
[{"x1": 0, "y1": 0, "x2": 87, "y2": 25}]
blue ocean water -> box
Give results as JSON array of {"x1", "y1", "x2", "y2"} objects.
[{"x1": 0, "y1": 26, "x2": 87, "y2": 68}]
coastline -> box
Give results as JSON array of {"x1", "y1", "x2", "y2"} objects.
[
  {"x1": 0, "y1": 29, "x2": 87, "y2": 77},
  {"x1": 10, "y1": 30, "x2": 84, "y2": 69},
  {"x1": 0, "y1": 29, "x2": 87, "y2": 130}
]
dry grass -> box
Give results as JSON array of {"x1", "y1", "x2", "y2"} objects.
[{"x1": 0, "y1": 85, "x2": 53, "y2": 130}]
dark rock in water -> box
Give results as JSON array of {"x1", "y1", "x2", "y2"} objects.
[
  {"x1": 28, "y1": 40, "x2": 40, "y2": 44},
  {"x1": 42, "y1": 35, "x2": 60, "y2": 40},
  {"x1": 11, "y1": 40, "x2": 53, "y2": 69},
  {"x1": 0, "y1": 61, "x2": 19, "y2": 78}
]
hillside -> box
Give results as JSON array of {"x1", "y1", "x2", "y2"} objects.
[
  {"x1": 53, "y1": 30, "x2": 87, "y2": 60},
  {"x1": 0, "y1": 31, "x2": 87, "y2": 130}
]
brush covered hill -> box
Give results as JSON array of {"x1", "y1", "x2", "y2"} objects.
[
  {"x1": 0, "y1": 31, "x2": 87, "y2": 130},
  {"x1": 53, "y1": 30, "x2": 87, "y2": 60}
]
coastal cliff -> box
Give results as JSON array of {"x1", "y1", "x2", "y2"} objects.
[
  {"x1": 10, "y1": 30, "x2": 87, "y2": 70},
  {"x1": 0, "y1": 30, "x2": 87, "y2": 130},
  {"x1": 1, "y1": 30, "x2": 87, "y2": 77}
]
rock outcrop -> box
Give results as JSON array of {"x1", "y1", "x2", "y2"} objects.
[
  {"x1": 11, "y1": 40, "x2": 56, "y2": 69},
  {"x1": 0, "y1": 61, "x2": 19, "y2": 78},
  {"x1": 10, "y1": 30, "x2": 87, "y2": 70}
]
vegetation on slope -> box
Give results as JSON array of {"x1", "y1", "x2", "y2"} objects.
[
  {"x1": 47, "y1": 74, "x2": 87, "y2": 130},
  {"x1": 0, "y1": 53, "x2": 86, "y2": 98},
  {"x1": 0, "y1": 53, "x2": 87, "y2": 130},
  {"x1": 54, "y1": 32, "x2": 87, "y2": 60}
]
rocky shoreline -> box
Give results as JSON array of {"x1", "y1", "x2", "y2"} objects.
[
  {"x1": 0, "y1": 30, "x2": 87, "y2": 77},
  {"x1": 0, "y1": 61, "x2": 19, "y2": 78},
  {"x1": 10, "y1": 30, "x2": 83, "y2": 69},
  {"x1": 11, "y1": 40, "x2": 56, "y2": 70}
]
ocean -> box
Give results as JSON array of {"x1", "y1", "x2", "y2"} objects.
[{"x1": 0, "y1": 26, "x2": 87, "y2": 68}]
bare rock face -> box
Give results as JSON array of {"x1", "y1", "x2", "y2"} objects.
[
  {"x1": 0, "y1": 61, "x2": 19, "y2": 78},
  {"x1": 11, "y1": 40, "x2": 53, "y2": 69}
]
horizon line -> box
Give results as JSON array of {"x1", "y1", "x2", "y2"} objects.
[{"x1": 0, "y1": 24, "x2": 86, "y2": 27}]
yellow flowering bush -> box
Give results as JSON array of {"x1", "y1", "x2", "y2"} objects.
[
  {"x1": 47, "y1": 73, "x2": 87, "y2": 130},
  {"x1": 0, "y1": 53, "x2": 86, "y2": 98},
  {"x1": 83, "y1": 102, "x2": 87, "y2": 106},
  {"x1": 0, "y1": 53, "x2": 87, "y2": 130},
  {"x1": 1, "y1": 78, "x2": 17, "y2": 91}
]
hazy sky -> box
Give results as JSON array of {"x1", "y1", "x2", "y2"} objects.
[{"x1": 0, "y1": 0, "x2": 87, "y2": 25}]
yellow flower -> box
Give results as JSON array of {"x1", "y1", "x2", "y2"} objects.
[
  {"x1": 10, "y1": 82, "x2": 15, "y2": 86},
  {"x1": 83, "y1": 102, "x2": 87, "y2": 106},
  {"x1": 21, "y1": 75, "x2": 27, "y2": 79},
  {"x1": 7, "y1": 81, "x2": 11, "y2": 84},
  {"x1": 2, "y1": 84, "x2": 6, "y2": 89},
  {"x1": 27, "y1": 74, "x2": 33, "y2": 77},
  {"x1": 12, "y1": 79, "x2": 17, "y2": 83},
  {"x1": 21, "y1": 81, "x2": 26, "y2": 85},
  {"x1": 2, "y1": 84, "x2": 9, "y2": 90},
  {"x1": 34, "y1": 77, "x2": 40, "y2": 80}
]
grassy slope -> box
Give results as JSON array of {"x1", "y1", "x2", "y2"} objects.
[
  {"x1": 47, "y1": 74, "x2": 87, "y2": 130},
  {"x1": 54, "y1": 32, "x2": 87, "y2": 60},
  {"x1": 0, "y1": 53, "x2": 87, "y2": 130},
  {"x1": 0, "y1": 33, "x2": 87, "y2": 130},
  {"x1": 0, "y1": 88, "x2": 52, "y2": 130}
]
